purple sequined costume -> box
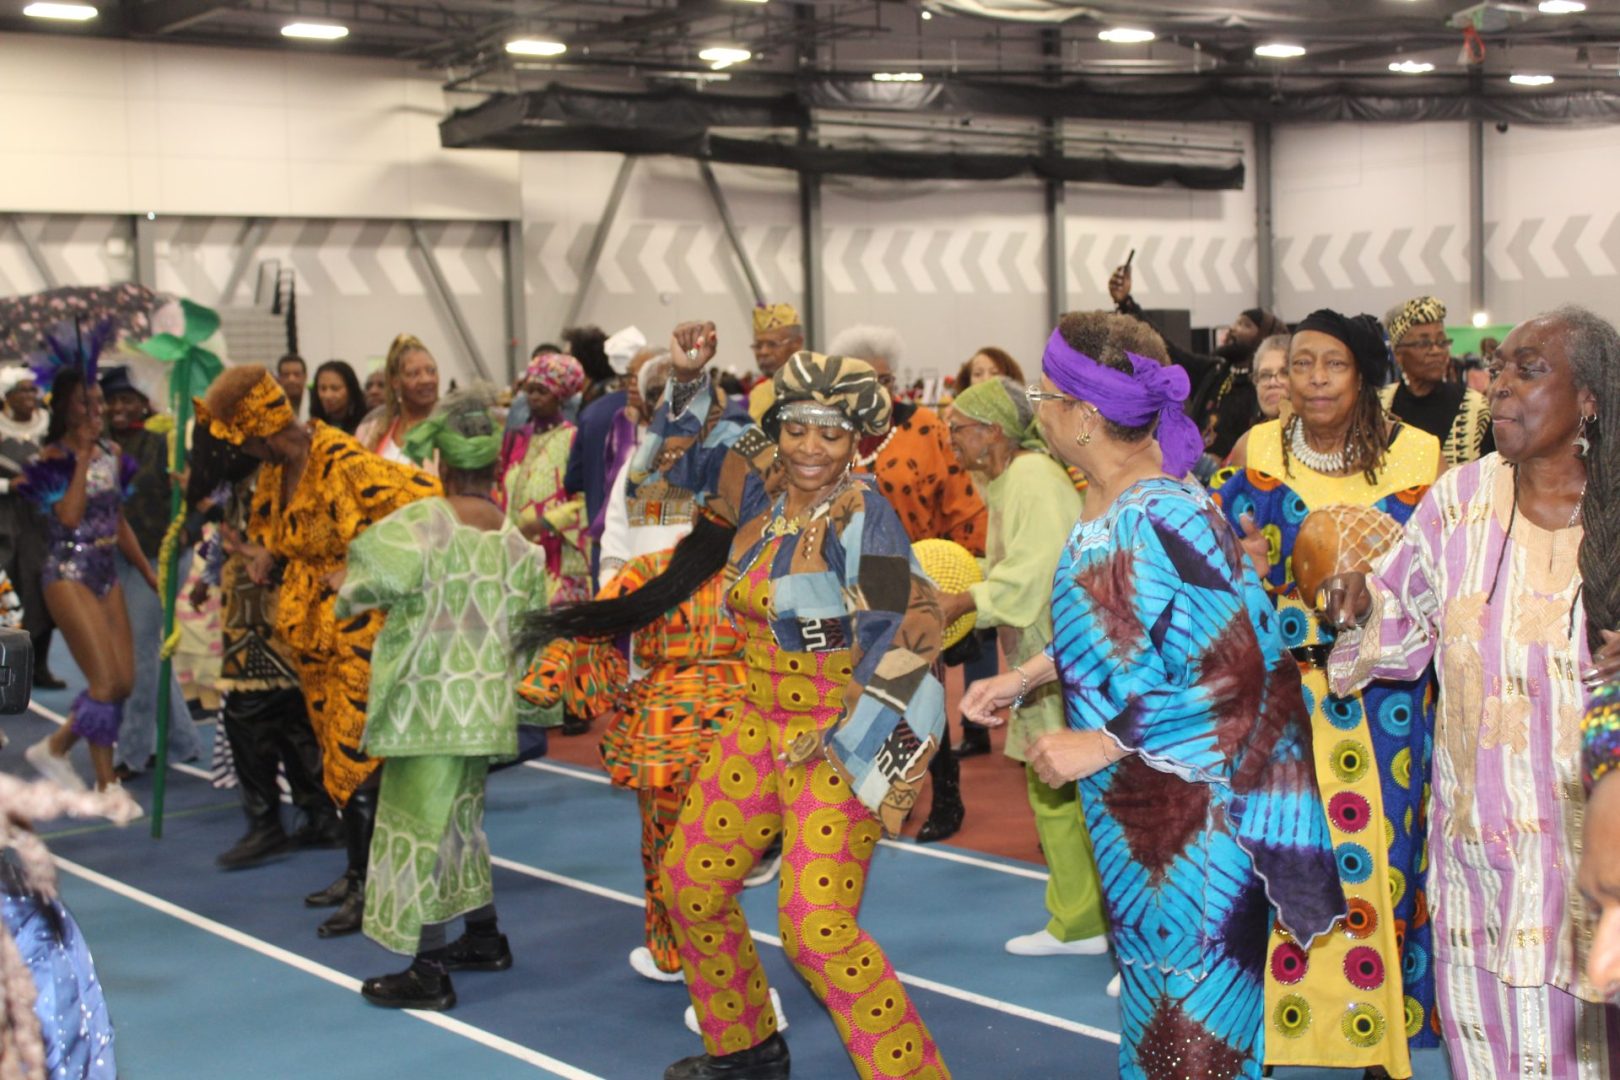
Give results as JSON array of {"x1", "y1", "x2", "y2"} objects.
[{"x1": 21, "y1": 442, "x2": 137, "y2": 601}]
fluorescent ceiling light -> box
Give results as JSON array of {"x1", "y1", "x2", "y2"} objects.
[
  {"x1": 1539, "y1": 1, "x2": 1586, "y2": 13},
  {"x1": 281, "y1": 22, "x2": 348, "y2": 40},
  {"x1": 1098, "y1": 28, "x2": 1155, "y2": 44},
  {"x1": 921, "y1": 9, "x2": 932, "y2": 18},
  {"x1": 1472, "y1": 311, "x2": 1490, "y2": 328},
  {"x1": 1509, "y1": 72, "x2": 1555, "y2": 85},
  {"x1": 731, "y1": 0, "x2": 768, "y2": 4},
  {"x1": 1255, "y1": 42, "x2": 1306, "y2": 59},
  {"x1": 1389, "y1": 60, "x2": 1435, "y2": 74},
  {"x1": 505, "y1": 38, "x2": 567, "y2": 57},
  {"x1": 699, "y1": 46, "x2": 751, "y2": 69},
  {"x1": 872, "y1": 72, "x2": 924, "y2": 82},
  {"x1": 23, "y1": 2, "x2": 97, "y2": 20}
]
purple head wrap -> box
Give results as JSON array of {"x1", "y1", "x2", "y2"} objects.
[{"x1": 1040, "y1": 328, "x2": 1204, "y2": 477}]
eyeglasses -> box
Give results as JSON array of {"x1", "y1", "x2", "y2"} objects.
[
  {"x1": 1255, "y1": 369, "x2": 1288, "y2": 385},
  {"x1": 1398, "y1": 336, "x2": 1453, "y2": 353},
  {"x1": 1024, "y1": 385, "x2": 1074, "y2": 406},
  {"x1": 947, "y1": 420, "x2": 990, "y2": 435}
]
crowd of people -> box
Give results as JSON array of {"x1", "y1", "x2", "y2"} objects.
[{"x1": 0, "y1": 259, "x2": 1615, "y2": 1080}]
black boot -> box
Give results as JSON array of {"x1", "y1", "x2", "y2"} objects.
[
  {"x1": 304, "y1": 869, "x2": 355, "y2": 909},
  {"x1": 916, "y1": 741, "x2": 964, "y2": 844},
  {"x1": 318, "y1": 785, "x2": 376, "y2": 938},
  {"x1": 664, "y1": 1033, "x2": 790, "y2": 1080},
  {"x1": 361, "y1": 958, "x2": 456, "y2": 1011},
  {"x1": 289, "y1": 812, "x2": 343, "y2": 849},
  {"x1": 952, "y1": 720, "x2": 992, "y2": 758},
  {"x1": 217, "y1": 819, "x2": 293, "y2": 870},
  {"x1": 422, "y1": 930, "x2": 513, "y2": 972}
]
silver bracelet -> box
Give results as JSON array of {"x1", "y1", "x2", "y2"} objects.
[{"x1": 1011, "y1": 666, "x2": 1030, "y2": 710}]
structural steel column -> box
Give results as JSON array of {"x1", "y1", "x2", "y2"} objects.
[
  {"x1": 1469, "y1": 119, "x2": 1486, "y2": 319},
  {"x1": 4, "y1": 215, "x2": 58, "y2": 290},
  {"x1": 503, "y1": 218, "x2": 528, "y2": 384},
  {"x1": 132, "y1": 214, "x2": 158, "y2": 290},
  {"x1": 699, "y1": 161, "x2": 765, "y2": 307},
  {"x1": 408, "y1": 220, "x2": 492, "y2": 382},
  {"x1": 563, "y1": 156, "x2": 636, "y2": 330},
  {"x1": 1254, "y1": 122, "x2": 1275, "y2": 311}
]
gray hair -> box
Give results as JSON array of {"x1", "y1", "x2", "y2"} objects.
[
  {"x1": 637, "y1": 350, "x2": 672, "y2": 408},
  {"x1": 1255, "y1": 333, "x2": 1292, "y2": 365},
  {"x1": 828, "y1": 325, "x2": 905, "y2": 368},
  {"x1": 997, "y1": 376, "x2": 1035, "y2": 434}
]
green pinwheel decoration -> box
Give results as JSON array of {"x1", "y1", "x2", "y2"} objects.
[
  {"x1": 134, "y1": 297, "x2": 225, "y2": 838},
  {"x1": 136, "y1": 298, "x2": 225, "y2": 433}
]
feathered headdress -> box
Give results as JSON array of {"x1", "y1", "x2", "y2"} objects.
[{"x1": 28, "y1": 318, "x2": 117, "y2": 393}]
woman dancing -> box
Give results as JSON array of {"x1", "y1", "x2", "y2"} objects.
[{"x1": 23, "y1": 325, "x2": 154, "y2": 808}]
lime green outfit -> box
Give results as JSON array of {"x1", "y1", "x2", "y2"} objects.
[
  {"x1": 967, "y1": 453, "x2": 1106, "y2": 943},
  {"x1": 336, "y1": 498, "x2": 552, "y2": 955}
]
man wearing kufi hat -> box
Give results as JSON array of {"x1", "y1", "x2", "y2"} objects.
[{"x1": 746, "y1": 302, "x2": 804, "y2": 422}]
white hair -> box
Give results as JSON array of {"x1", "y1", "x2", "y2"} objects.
[
  {"x1": 828, "y1": 325, "x2": 905, "y2": 368},
  {"x1": 637, "y1": 350, "x2": 672, "y2": 406}
]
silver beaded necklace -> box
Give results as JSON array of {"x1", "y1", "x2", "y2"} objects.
[{"x1": 1287, "y1": 415, "x2": 1351, "y2": 474}]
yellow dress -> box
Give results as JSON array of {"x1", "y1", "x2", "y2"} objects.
[
  {"x1": 249, "y1": 422, "x2": 440, "y2": 803},
  {"x1": 1215, "y1": 419, "x2": 1441, "y2": 1075}
]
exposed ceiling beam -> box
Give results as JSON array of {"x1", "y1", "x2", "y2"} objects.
[{"x1": 130, "y1": 0, "x2": 243, "y2": 36}]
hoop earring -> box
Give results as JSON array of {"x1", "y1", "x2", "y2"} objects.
[{"x1": 1576, "y1": 414, "x2": 1594, "y2": 458}]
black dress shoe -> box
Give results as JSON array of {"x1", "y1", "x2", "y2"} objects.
[
  {"x1": 305, "y1": 869, "x2": 356, "y2": 908},
  {"x1": 560, "y1": 711, "x2": 590, "y2": 736},
  {"x1": 664, "y1": 1033, "x2": 790, "y2": 1080},
  {"x1": 361, "y1": 963, "x2": 456, "y2": 1011},
  {"x1": 216, "y1": 822, "x2": 293, "y2": 870},
  {"x1": 952, "y1": 722, "x2": 992, "y2": 758},
  {"x1": 317, "y1": 886, "x2": 364, "y2": 938},
  {"x1": 422, "y1": 931, "x2": 513, "y2": 972},
  {"x1": 290, "y1": 815, "x2": 344, "y2": 850},
  {"x1": 32, "y1": 667, "x2": 65, "y2": 691}
]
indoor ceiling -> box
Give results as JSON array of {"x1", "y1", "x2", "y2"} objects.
[{"x1": 7, "y1": 0, "x2": 1620, "y2": 90}]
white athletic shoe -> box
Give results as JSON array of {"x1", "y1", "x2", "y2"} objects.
[
  {"x1": 1004, "y1": 928, "x2": 1110, "y2": 957},
  {"x1": 100, "y1": 782, "x2": 144, "y2": 824},
  {"x1": 742, "y1": 851, "x2": 783, "y2": 890},
  {"x1": 629, "y1": 947, "x2": 685, "y2": 983},
  {"x1": 685, "y1": 987, "x2": 788, "y2": 1035},
  {"x1": 1106, "y1": 972, "x2": 1121, "y2": 998},
  {"x1": 26, "y1": 738, "x2": 87, "y2": 792}
]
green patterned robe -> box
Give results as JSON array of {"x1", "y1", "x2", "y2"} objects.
[{"x1": 336, "y1": 497, "x2": 551, "y2": 955}]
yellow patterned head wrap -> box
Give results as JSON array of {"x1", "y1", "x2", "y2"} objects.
[
  {"x1": 765, "y1": 351, "x2": 891, "y2": 440},
  {"x1": 200, "y1": 365, "x2": 296, "y2": 445},
  {"x1": 1385, "y1": 296, "x2": 1447, "y2": 348},
  {"x1": 753, "y1": 303, "x2": 801, "y2": 334}
]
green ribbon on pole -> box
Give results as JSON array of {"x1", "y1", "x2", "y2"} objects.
[{"x1": 136, "y1": 298, "x2": 224, "y2": 838}]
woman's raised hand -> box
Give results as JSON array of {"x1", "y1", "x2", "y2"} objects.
[
  {"x1": 959, "y1": 672, "x2": 1020, "y2": 728},
  {"x1": 670, "y1": 321, "x2": 718, "y2": 377}
]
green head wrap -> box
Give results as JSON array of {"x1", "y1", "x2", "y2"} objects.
[
  {"x1": 952, "y1": 377, "x2": 1047, "y2": 453},
  {"x1": 402, "y1": 411, "x2": 501, "y2": 470}
]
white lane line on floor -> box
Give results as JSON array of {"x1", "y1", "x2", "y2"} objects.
[
  {"x1": 54, "y1": 856, "x2": 608, "y2": 1080},
  {"x1": 490, "y1": 854, "x2": 1120, "y2": 1045},
  {"x1": 521, "y1": 757, "x2": 1052, "y2": 882}
]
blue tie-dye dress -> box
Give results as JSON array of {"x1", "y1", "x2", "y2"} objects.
[{"x1": 1049, "y1": 477, "x2": 1343, "y2": 1079}]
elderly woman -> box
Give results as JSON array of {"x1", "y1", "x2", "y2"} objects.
[
  {"x1": 963, "y1": 312, "x2": 1342, "y2": 1080},
  {"x1": 356, "y1": 334, "x2": 442, "y2": 469},
  {"x1": 941, "y1": 377, "x2": 1107, "y2": 960},
  {"x1": 1252, "y1": 333, "x2": 1290, "y2": 423},
  {"x1": 1218, "y1": 310, "x2": 1443, "y2": 1077},
  {"x1": 1321, "y1": 306, "x2": 1620, "y2": 1077},
  {"x1": 0, "y1": 366, "x2": 58, "y2": 689},
  {"x1": 337, "y1": 391, "x2": 550, "y2": 1011},
  {"x1": 1381, "y1": 296, "x2": 1493, "y2": 468},
  {"x1": 203, "y1": 365, "x2": 439, "y2": 937},
  {"x1": 659, "y1": 348, "x2": 949, "y2": 1080},
  {"x1": 499, "y1": 351, "x2": 590, "y2": 606}
]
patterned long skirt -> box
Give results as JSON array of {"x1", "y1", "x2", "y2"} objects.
[{"x1": 362, "y1": 755, "x2": 493, "y2": 956}]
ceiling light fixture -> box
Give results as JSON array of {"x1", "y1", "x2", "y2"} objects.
[
  {"x1": 23, "y1": 2, "x2": 97, "y2": 20},
  {"x1": 1389, "y1": 60, "x2": 1435, "y2": 74},
  {"x1": 699, "y1": 46, "x2": 751, "y2": 70},
  {"x1": 872, "y1": 72, "x2": 924, "y2": 82},
  {"x1": 1472, "y1": 311, "x2": 1490, "y2": 328},
  {"x1": 505, "y1": 38, "x2": 567, "y2": 57},
  {"x1": 1255, "y1": 42, "x2": 1306, "y2": 59},
  {"x1": 1539, "y1": 1, "x2": 1586, "y2": 13},
  {"x1": 921, "y1": 9, "x2": 932, "y2": 19},
  {"x1": 1509, "y1": 72, "x2": 1555, "y2": 85},
  {"x1": 1098, "y1": 28, "x2": 1155, "y2": 44},
  {"x1": 281, "y1": 21, "x2": 348, "y2": 40}
]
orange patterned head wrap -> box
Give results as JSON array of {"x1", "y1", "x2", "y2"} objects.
[{"x1": 200, "y1": 365, "x2": 296, "y2": 445}]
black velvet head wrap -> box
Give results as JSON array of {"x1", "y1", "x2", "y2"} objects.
[{"x1": 1294, "y1": 309, "x2": 1395, "y2": 388}]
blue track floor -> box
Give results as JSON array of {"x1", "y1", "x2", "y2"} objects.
[{"x1": 3, "y1": 654, "x2": 1453, "y2": 1079}]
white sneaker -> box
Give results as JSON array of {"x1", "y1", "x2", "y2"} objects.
[
  {"x1": 1004, "y1": 928, "x2": 1110, "y2": 957},
  {"x1": 26, "y1": 738, "x2": 87, "y2": 792},
  {"x1": 1106, "y1": 972, "x2": 1121, "y2": 998},
  {"x1": 743, "y1": 850, "x2": 783, "y2": 890},
  {"x1": 629, "y1": 947, "x2": 685, "y2": 983},
  {"x1": 685, "y1": 987, "x2": 788, "y2": 1035},
  {"x1": 100, "y1": 782, "x2": 144, "y2": 824}
]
